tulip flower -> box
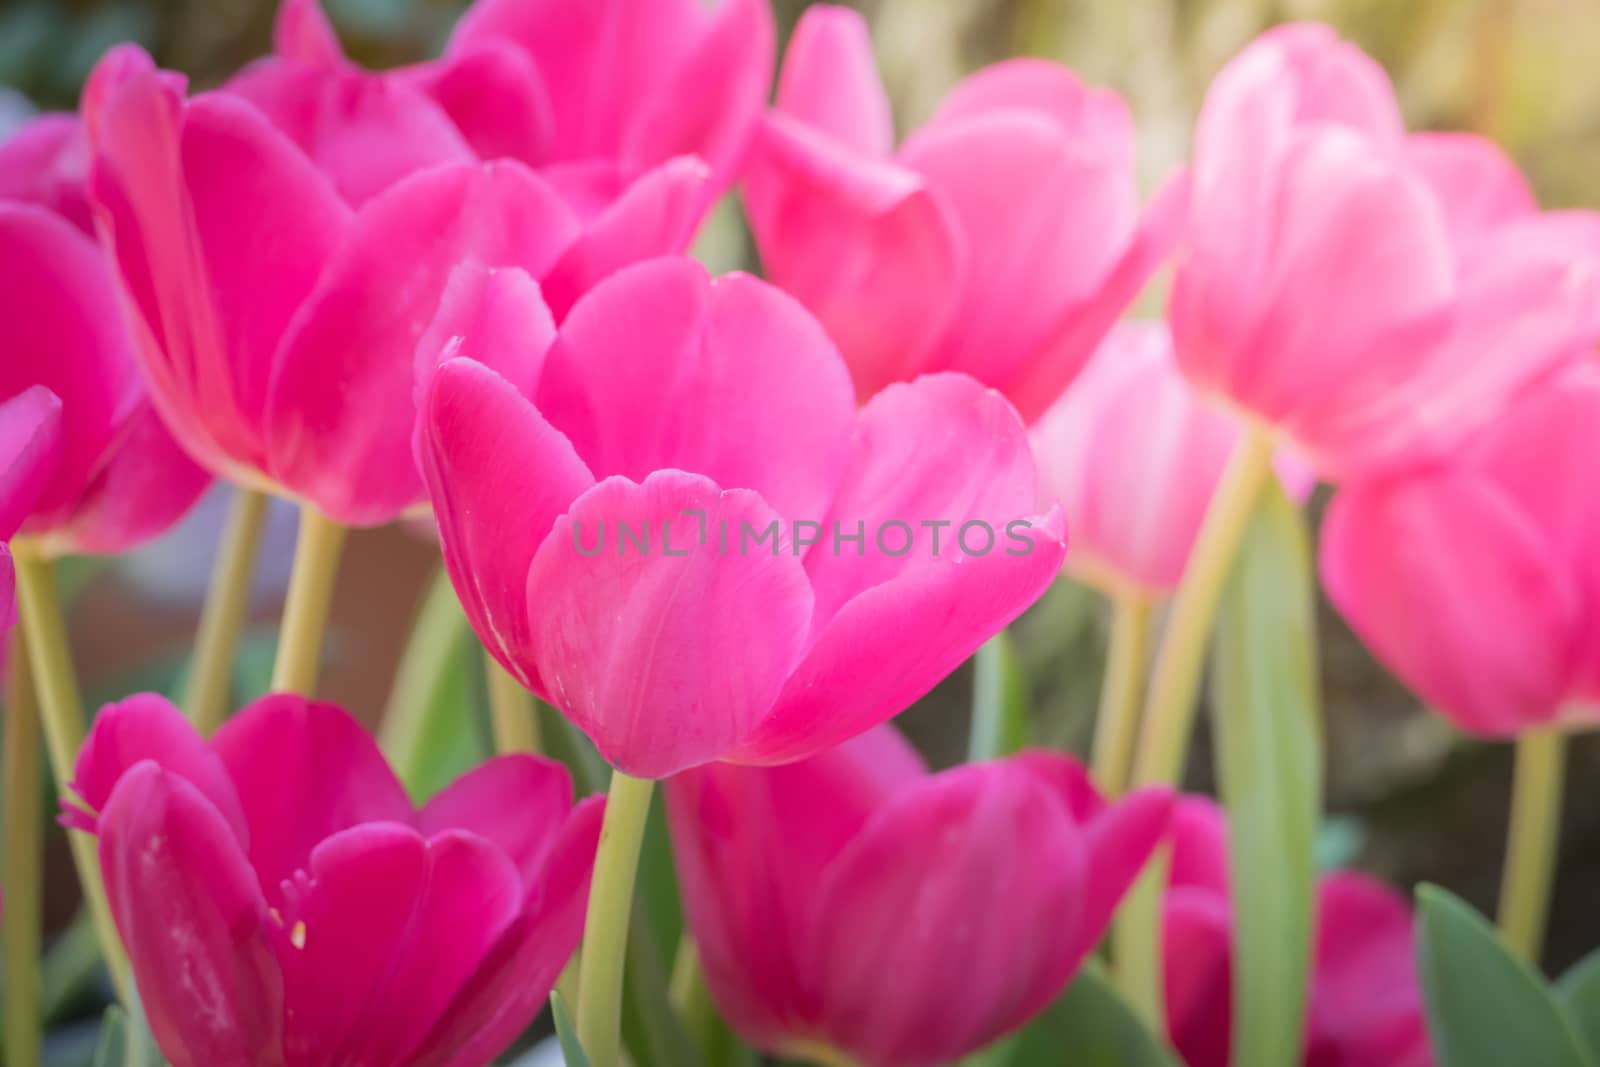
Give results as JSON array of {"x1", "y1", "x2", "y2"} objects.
[
  {"x1": 0, "y1": 387, "x2": 65, "y2": 638},
  {"x1": 0, "y1": 115, "x2": 209, "y2": 555},
  {"x1": 741, "y1": 4, "x2": 1185, "y2": 420},
  {"x1": 83, "y1": 38, "x2": 705, "y2": 527},
  {"x1": 1169, "y1": 21, "x2": 1600, "y2": 481},
  {"x1": 62, "y1": 692, "x2": 603, "y2": 1067},
  {"x1": 1163, "y1": 799, "x2": 1432, "y2": 1067},
  {"x1": 666, "y1": 726, "x2": 1173, "y2": 1067},
  {"x1": 1320, "y1": 365, "x2": 1600, "y2": 736},
  {"x1": 416, "y1": 256, "x2": 1066, "y2": 779}
]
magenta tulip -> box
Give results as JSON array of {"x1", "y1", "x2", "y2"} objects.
[
  {"x1": 0, "y1": 387, "x2": 65, "y2": 637},
  {"x1": 1320, "y1": 365, "x2": 1600, "y2": 735},
  {"x1": 741, "y1": 4, "x2": 1185, "y2": 420},
  {"x1": 1170, "y1": 22, "x2": 1600, "y2": 481},
  {"x1": 416, "y1": 256, "x2": 1065, "y2": 777},
  {"x1": 1163, "y1": 799, "x2": 1431, "y2": 1067},
  {"x1": 63, "y1": 692, "x2": 603, "y2": 1067},
  {"x1": 0, "y1": 114, "x2": 209, "y2": 555},
  {"x1": 667, "y1": 726, "x2": 1173, "y2": 1067}
]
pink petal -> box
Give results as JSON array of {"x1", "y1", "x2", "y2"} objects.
[
  {"x1": 0, "y1": 546, "x2": 13, "y2": 638},
  {"x1": 805, "y1": 761, "x2": 1088, "y2": 1066},
  {"x1": 0, "y1": 113, "x2": 94, "y2": 234},
  {"x1": 401, "y1": 42, "x2": 553, "y2": 167},
  {"x1": 537, "y1": 259, "x2": 856, "y2": 522},
  {"x1": 773, "y1": 5, "x2": 894, "y2": 156},
  {"x1": 273, "y1": 0, "x2": 347, "y2": 67},
  {"x1": 525, "y1": 471, "x2": 815, "y2": 778},
  {"x1": 933, "y1": 58, "x2": 1134, "y2": 168},
  {"x1": 1162, "y1": 888, "x2": 1235, "y2": 1067},
  {"x1": 69, "y1": 693, "x2": 246, "y2": 841},
  {"x1": 1167, "y1": 796, "x2": 1231, "y2": 894},
  {"x1": 414, "y1": 755, "x2": 575, "y2": 887},
  {"x1": 209, "y1": 694, "x2": 412, "y2": 902},
  {"x1": 265, "y1": 160, "x2": 580, "y2": 525},
  {"x1": 540, "y1": 156, "x2": 713, "y2": 321},
  {"x1": 0, "y1": 386, "x2": 64, "y2": 538},
  {"x1": 97, "y1": 763, "x2": 285, "y2": 1067},
  {"x1": 742, "y1": 114, "x2": 964, "y2": 399},
  {"x1": 1404, "y1": 133, "x2": 1536, "y2": 245},
  {"x1": 414, "y1": 263, "x2": 556, "y2": 409},
  {"x1": 417, "y1": 358, "x2": 596, "y2": 690}
]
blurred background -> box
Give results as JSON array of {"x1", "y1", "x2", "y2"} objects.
[{"x1": 3, "y1": 0, "x2": 1600, "y2": 1035}]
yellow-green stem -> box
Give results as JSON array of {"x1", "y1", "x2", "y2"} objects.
[
  {"x1": 1114, "y1": 425, "x2": 1274, "y2": 1026},
  {"x1": 1090, "y1": 593, "x2": 1154, "y2": 797},
  {"x1": 1497, "y1": 726, "x2": 1566, "y2": 961},
  {"x1": 185, "y1": 488, "x2": 269, "y2": 733},
  {"x1": 486, "y1": 651, "x2": 540, "y2": 755},
  {"x1": 11, "y1": 549, "x2": 130, "y2": 1002},
  {"x1": 269, "y1": 505, "x2": 346, "y2": 696},
  {"x1": 4, "y1": 628, "x2": 43, "y2": 1067},
  {"x1": 785, "y1": 1039, "x2": 868, "y2": 1067},
  {"x1": 576, "y1": 770, "x2": 656, "y2": 1067}
]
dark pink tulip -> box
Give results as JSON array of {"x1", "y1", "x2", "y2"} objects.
[
  {"x1": 742, "y1": 4, "x2": 1183, "y2": 420},
  {"x1": 1320, "y1": 365, "x2": 1600, "y2": 735},
  {"x1": 0, "y1": 387, "x2": 65, "y2": 636},
  {"x1": 63, "y1": 692, "x2": 603, "y2": 1067},
  {"x1": 1163, "y1": 799, "x2": 1432, "y2": 1067},
  {"x1": 416, "y1": 257, "x2": 1065, "y2": 777},
  {"x1": 0, "y1": 115, "x2": 209, "y2": 555},
  {"x1": 1170, "y1": 22, "x2": 1600, "y2": 481},
  {"x1": 667, "y1": 727, "x2": 1173, "y2": 1067}
]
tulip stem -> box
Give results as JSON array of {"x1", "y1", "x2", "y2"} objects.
[
  {"x1": 4, "y1": 628, "x2": 43, "y2": 1067},
  {"x1": 185, "y1": 488, "x2": 269, "y2": 733},
  {"x1": 1113, "y1": 424, "x2": 1274, "y2": 1025},
  {"x1": 379, "y1": 564, "x2": 470, "y2": 787},
  {"x1": 1497, "y1": 726, "x2": 1566, "y2": 962},
  {"x1": 269, "y1": 505, "x2": 346, "y2": 697},
  {"x1": 1090, "y1": 592, "x2": 1154, "y2": 797},
  {"x1": 10, "y1": 548, "x2": 130, "y2": 1002},
  {"x1": 577, "y1": 770, "x2": 656, "y2": 1067},
  {"x1": 485, "y1": 651, "x2": 540, "y2": 755},
  {"x1": 785, "y1": 1040, "x2": 868, "y2": 1067}
]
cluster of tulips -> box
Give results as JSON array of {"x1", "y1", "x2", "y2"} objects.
[{"x1": 2, "y1": 0, "x2": 1599, "y2": 1065}]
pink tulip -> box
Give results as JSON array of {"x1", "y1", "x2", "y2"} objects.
[
  {"x1": 0, "y1": 115, "x2": 209, "y2": 555},
  {"x1": 1031, "y1": 322, "x2": 1314, "y2": 595},
  {"x1": 1320, "y1": 365, "x2": 1600, "y2": 735},
  {"x1": 62, "y1": 692, "x2": 603, "y2": 1067},
  {"x1": 0, "y1": 387, "x2": 65, "y2": 637},
  {"x1": 83, "y1": 37, "x2": 706, "y2": 527},
  {"x1": 1170, "y1": 21, "x2": 1600, "y2": 481},
  {"x1": 741, "y1": 4, "x2": 1185, "y2": 420},
  {"x1": 1163, "y1": 798, "x2": 1431, "y2": 1067},
  {"x1": 416, "y1": 256, "x2": 1065, "y2": 777},
  {"x1": 448, "y1": 0, "x2": 774, "y2": 187},
  {"x1": 667, "y1": 726, "x2": 1173, "y2": 1067}
]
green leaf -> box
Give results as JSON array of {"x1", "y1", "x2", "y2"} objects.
[
  {"x1": 1208, "y1": 480, "x2": 1321, "y2": 1067},
  {"x1": 1418, "y1": 884, "x2": 1595, "y2": 1067},
  {"x1": 968, "y1": 631, "x2": 1030, "y2": 761},
  {"x1": 1558, "y1": 947, "x2": 1600, "y2": 1056},
  {"x1": 90, "y1": 1006, "x2": 129, "y2": 1067},
  {"x1": 619, "y1": 795, "x2": 698, "y2": 1067},
  {"x1": 963, "y1": 962, "x2": 1180, "y2": 1066},
  {"x1": 551, "y1": 990, "x2": 593, "y2": 1067}
]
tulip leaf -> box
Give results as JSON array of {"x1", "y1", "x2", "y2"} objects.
[
  {"x1": 551, "y1": 991, "x2": 593, "y2": 1067},
  {"x1": 1418, "y1": 885, "x2": 1596, "y2": 1067},
  {"x1": 88, "y1": 984, "x2": 166, "y2": 1067},
  {"x1": 962, "y1": 962, "x2": 1180, "y2": 1066},
  {"x1": 1209, "y1": 479, "x2": 1321, "y2": 1067},
  {"x1": 1558, "y1": 947, "x2": 1600, "y2": 1056},
  {"x1": 968, "y1": 631, "x2": 1030, "y2": 761}
]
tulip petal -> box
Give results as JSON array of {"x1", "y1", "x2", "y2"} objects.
[
  {"x1": 1167, "y1": 796, "x2": 1231, "y2": 894},
  {"x1": 773, "y1": 5, "x2": 893, "y2": 156},
  {"x1": 266, "y1": 160, "x2": 580, "y2": 525},
  {"x1": 97, "y1": 763, "x2": 284, "y2": 1067},
  {"x1": 210, "y1": 694, "x2": 412, "y2": 900},
  {"x1": 0, "y1": 113, "x2": 94, "y2": 233},
  {"x1": 1162, "y1": 888, "x2": 1234, "y2": 1067},
  {"x1": 414, "y1": 755, "x2": 575, "y2": 887},
  {"x1": 0, "y1": 386, "x2": 64, "y2": 539},
  {"x1": 273, "y1": 0, "x2": 346, "y2": 67},
  {"x1": 1404, "y1": 133, "x2": 1536, "y2": 245},
  {"x1": 934, "y1": 59, "x2": 1134, "y2": 152},
  {"x1": 538, "y1": 259, "x2": 856, "y2": 523},
  {"x1": 414, "y1": 263, "x2": 556, "y2": 408},
  {"x1": 418, "y1": 358, "x2": 596, "y2": 690},
  {"x1": 403, "y1": 41, "x2": 553, "y2": 167}
]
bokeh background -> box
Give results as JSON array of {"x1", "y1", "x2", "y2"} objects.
[{"x1": 4, "y1": 0, "x2": 1600, "y2": 1012}]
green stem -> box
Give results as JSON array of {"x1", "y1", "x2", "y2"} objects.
[
  {"x1": 1497, "y1": 726, "x2": 1566, "y2": 962},
  {"x1": 185, "y1": 488, "x2": 268, "y2": 733},
  {"x1": 785, "y1": 1040, "x2": 868, "y2": 1067},
  {"x1": 4, "y1": 627, "x2": 43, "y2": 1067},
  {"x1": 968, "y1": 634, "x2": 1022, "y2": 761},
  {"x1": 269, "y1": 505, "x2": 346, "y2": 696},
  {"x1": 378, "y1": 564, "x2": 470, "y2": 784},
  {"x1": 1114, "y1": 425, "x2": 1275, "y2": 1026},
  {"x1": 486, "y1": 650, "x2": 540, "y2": 755},
  {"x1": 1090, "y1": 593, "x2": 1154, "y2": 797},
  {"x1": 11, "y1": 549, "x2": 130, "y2": 1002},
  {"x1": 577, "y1": 770, "x2": 656, "y2": 1067}
]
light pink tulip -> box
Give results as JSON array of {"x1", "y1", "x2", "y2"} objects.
[
  {"x1": 1320, "y1": 365, "x2": 1600, "y2": 735},
  {"x1": 0, "y1": 114, "x2": 208, "y2": 555},
  {"x1": 64, "y1": 692, "x2": 603, "y2": 1067},
  {"x1": 1031, "y1": 321, "x2": 1313, "y2": 595},
  {"x1": 667, "y1": 726, "x2": 1173, "y2": 1067},
  {"x1": 1170, "y1": 22, "x2": 1600, "y2": 481},
  {"x1": 1163, "y1": 798, "x2": 1432, "y2": 1067},
  {"x1": 741, "y1": 4, "x2": 1185, "y2": 420},
  {"x1": 416, "y1": 256, "x2": 1065, "y2": 777}
]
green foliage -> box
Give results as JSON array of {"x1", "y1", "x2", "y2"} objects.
[
  {"x1": 968, "y1": 631, "x2": 1030, "y2": 762},
  {"x1": 964, "y1": 963, "x2": 1179, "y2": 1067},
  {"x1": 551, "y1": 991, "x2": 592, "y2": 1067}
]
